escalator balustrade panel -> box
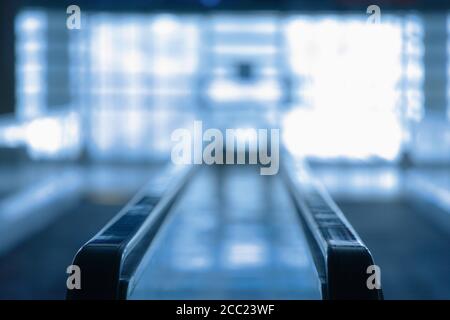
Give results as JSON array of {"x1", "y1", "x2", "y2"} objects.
[{"x1": 67, "y1": 160, "x2": 382, "y2": 300}]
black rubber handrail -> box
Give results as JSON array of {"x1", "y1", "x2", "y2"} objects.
[
  {"x1": 66, "y1": 164, "x2": 194, "y2": 300},
  {"x1": 281, "y1": 157, "x2": 383, "y2": 300}
]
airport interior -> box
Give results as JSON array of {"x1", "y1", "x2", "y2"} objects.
[{"x1": 0, "y1": 0, "x2": 449, "y2": 300}]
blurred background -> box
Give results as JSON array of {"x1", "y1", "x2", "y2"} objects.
[{"x1": 0, "y1": 0, "x2": 449, "y2": 299}]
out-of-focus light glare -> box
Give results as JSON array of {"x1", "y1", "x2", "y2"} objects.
[
  {"x1": 285, "y1": 17, "x2": 402, "y2": 112},
  {"x1": 446, "y1": 15, "x2": 450, "y2": 120},
  {"x1": 152, "y1": 57, "x2": 196, "y2": 76},
  {"x1": 282, "y1": 108, "x2": 402, "y2": 160},
  {"x1": 27, "y1": 118, "x2": 64, "y2": 154},
  {"x1": 407, "y1": 90, "x2": 424, "y2": 121},
  {"x1": 125, "y1": 109, "x2": 143, "y2": 149},
  {"x1": 84, "y1": 13, "x2": 199, "y2": 160},
  {"x1": 15, "y1": 10, "x2": 48, "y2": 120},
  {"x1": 379, "y1": 171, "x2": 397, "y2": 189},
  {"x1": 283, "y1": 15, "x2": 410, "y2": 160},
  {"x1": 22, "y1": 18, "x2": 41, "y2": 32},
  {"x1": 25, "y1": 112, "x2": 81, "y2": 159},
  {"x1": 19, "y1": 64, "x2": 44, "y2": 73},
  {"x1": 212, "y1": 45, "x2": 276, "y2": 55},
  {"x1": 407, "y1": 62, "x2": 424, "y2": 80},
  {"x1": 122, "y1": 51, "x2": 142, "y2": 73},
  {"x1": 22, "y1": 85, "x2": 41, "y2": 94},
  {"x1": 16, "y1": 11, "x2": 46, "y2": 33},
  {"x1": 17, "y1": 69, "x2": 42, "y2": 89},
  {"x1": 0, "y1": 113, "x2": 81, "y2": 159},
  {"x1": 208, "y1": 80, "x2": 281, "y2": 102},
  {"x1": 213, "y1": 22, "x2": 277, "y2": 34},
  {"x1": 152, "y1": 15, "x2": 179, "y2": 36},
  {"x1": 21, "y1": 41, "x2": 41, "y2": 52}
]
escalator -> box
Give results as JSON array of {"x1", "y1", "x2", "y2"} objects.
[{"x1": 66, "y1": 158, "x2": 383, "y2": 300}]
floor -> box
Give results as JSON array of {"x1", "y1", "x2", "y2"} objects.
[
  {"x1": 338, "y1": 198, "x2": 450, "y2": 299},
  {"x1": 0, "y1": 199, "x2": 121, "y2": 299}
]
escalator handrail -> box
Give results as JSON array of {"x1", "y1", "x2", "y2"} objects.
[
  {"x1": 66, "y1": 164, "x2": 194, "y2": 300},
  {"x1": 281, "y1": 157, "x2": 383, "y2": 300}
]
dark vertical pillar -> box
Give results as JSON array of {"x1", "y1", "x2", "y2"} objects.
[{"x1": 0, "y1": 2, "x2": 17, "y2": 115}]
